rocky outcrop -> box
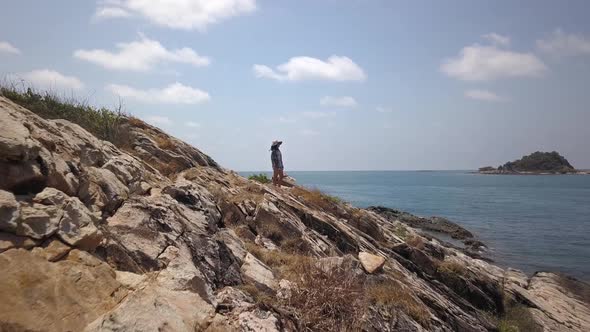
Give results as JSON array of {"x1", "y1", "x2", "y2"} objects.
[
  {"x1": 1, "y1": 95, "x2": 588, "y2": 332},
  {"x1": 368, "y1": 206, "x2": 474, "y2": 240}
]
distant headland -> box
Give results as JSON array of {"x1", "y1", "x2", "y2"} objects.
[{"x1": 479, "y1": 151, "x2": 589, "y2": 175}]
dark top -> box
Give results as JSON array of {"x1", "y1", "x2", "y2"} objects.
[{"x1": 271, "y1": 148, "x2": 283, "y2": 169}]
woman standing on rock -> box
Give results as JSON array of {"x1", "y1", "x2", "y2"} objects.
[{"x1": 270, "y1": 140, "x2": 285, "y2": 186}]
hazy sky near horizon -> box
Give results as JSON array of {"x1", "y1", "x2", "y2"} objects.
[{"x1": 1, "y1": 1, "x2": 589, "y2": 171}]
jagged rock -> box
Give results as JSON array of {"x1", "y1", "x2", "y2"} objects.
[
  {"x1": 369, "y1": 206, "x2": 474, "y2": 239},
  {"x1": 215, "y1": 286, "x2": 254, "y2": 310},
  {"x1": 32, "y1": 239, "x2": 71, "y2": 262},
  {"x1": 58, "y1": 197, "x2": 103, "y2": 250},
  {"x1": 79, "y1": 166, "x2": 129, "y2": 213},
  {"x1": 523, "y1": 273, "x2": 590, "y2": 332},
  {"x1": 277, "y1": 279, "x2": 295, "y2": 301},
  {"x1": 33, "y1": 187, "x2": 68, "y2": 205},
  {"x1": 0, "y1": 108, "x2": 40, "y2": 161},
  {"x1": 84, "y1": 284, "x2": 215, "y2": 332},
  {"x1": 255, "y1": 234, "x2": 279, "y2": 250},
  {"x1": 0, "y1": 190, "x2": 19, "y2": 231},
  {"x1": 0, "y1": 249, "x2": 124, "y2": 332},
  {"x1": 17, "y1": 203, "x2": 62, "y2": 239},
  {"x1": 215, "y1": 228, "x2": 248, "y2": 263},
  {"x1": 156, "y1": 244, "x2": 214, "y2": 302},
  {"x1": 237, "y1": 309, "x2": 280, "y2": 332},
  {"x1": 0, "y1": 232, "x2": 38, "y2": 253},
  {"x1": 359, "y1": 251, "x2": 386, "y2": 273},
  {"x1": 115, "y1": 271, "x2": 148, "y2": 290},
  {"x1": 241, "y1": 253, "x2": 277, "y2": 290},
  {"x1": 0, "y1": 159, "x2": 46, "y2": 194}
]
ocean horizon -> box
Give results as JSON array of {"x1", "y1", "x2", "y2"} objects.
[{"x1": 240, "y1": 170, "x2": 590, "y2": 280}]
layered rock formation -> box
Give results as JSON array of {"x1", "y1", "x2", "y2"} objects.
[{"x1": 1, "y1": 96, "x2": 589, "y2": 332}]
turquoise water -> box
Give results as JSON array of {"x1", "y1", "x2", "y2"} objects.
[{"x1": 240, "y1": 171, "x2": 590, "y2": 280}]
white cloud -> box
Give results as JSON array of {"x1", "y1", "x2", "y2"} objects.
[
  {"x1": 74, "y1": 35, "x2": 210, "y2": 71},
  {"x1": 537, "y1": 29, "x2": 590, "y2": 57},
  {"x1": 8, "y1": 69, "x2": 84, "y2": 90},
  {"x1": 278, "y1": 116, "x2": 296, "y2": 123},
  {"x1": 107, "y1": 82, "x2": 210, "y2": 104},
  {"x1": 376, "y1": 106, "x2": 393, "y2": 113},
  {"x1": 254, "y1": 56, "x2": 366, "y2": 82},
  {"x1": 301, "y1": 111, "x2": 336, "y2": 119},
  {"x1": 94, "y1": 7, "x2": 132, "y2": 19},
  {"x1": 145, "y1": 115, "x2": 173, "y2": 126},
  {"x1": 301, "y1": 129, "x2": 319, "y2": 137},
  {"x1": 186, "y1": 121, "x2": 201, "y2": 128},
  {"x1": 482, "y1": 33, "x2": 510, "y2": 47},
  {"x1": 0, "y1": 41, "x2": 20, "y2": 54},
  {"x1": 464, "y1": 89, "x2": 507, "y2": 102},
  {"x1": 441, "y1": 36, "x2": 546, "y2": 81},
  {"x1": 96, "y1": 0, "x2": 256, "y2": 31},
  {"x1": 320, "y1": 96, "x2": 357, "y2": 108}
]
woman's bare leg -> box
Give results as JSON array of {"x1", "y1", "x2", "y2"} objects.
[{"x1": 272, "y1": 168, "x2": 279, "y2": 186}]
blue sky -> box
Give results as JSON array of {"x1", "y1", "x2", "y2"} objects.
[{"x1": 1, "y1": 0, "x2": 589, "y2": 171}]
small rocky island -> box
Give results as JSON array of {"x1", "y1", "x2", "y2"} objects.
[{"x1": 479, "y1": 151, "x2": 586, "y2": 175}]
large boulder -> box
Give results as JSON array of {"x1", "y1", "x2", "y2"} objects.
[
  {"x1": 0, "y1": 190, "x2": 19, "y2": 231},
  {"x1": 0, "y1": 249, "x2": 123, "y2": 332},
  {"x1": 84, "y1": 283, "x2": 215, "y2": 332}
]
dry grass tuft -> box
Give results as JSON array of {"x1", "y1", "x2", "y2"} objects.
[
  {"x1": 394, "y1": 225, "x2": 409, "y2": 239},
  {"x1": 245, "y1": 243, "x2": 311, "y2": 280},
  {"x1": 154, "y1": 135, "x2": 176, "y2": 150},
  {"x1": 497, "y1": 304, "x2": 541, "y2": 332},
  {"x1": 292, "y1": 187, "x2": 342, "y2": 213},
  {"x1": 367, "y1": 282, "x2": 431, "y2": 327},
  {"x1": 286, "y1": 262, "x2": 366, "y2": 331},
  {"x1": 406, "y1": 235, "x2": 425, "y2": 250},
  {"x1": 128, "y1": 116, "x2": 149, "y2": 129},
  {"x1": 437, "y1": 260, "x2": 467, "y2": 277}
]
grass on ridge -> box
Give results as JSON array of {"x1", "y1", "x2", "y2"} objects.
[
  {"x1": 248, "y1": 173, "x2": 271, "y2": 184},
  {"x1": 1, "y1": 86, "x2": 126, "y2": 144}
]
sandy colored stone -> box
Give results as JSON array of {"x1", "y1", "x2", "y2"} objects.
[
  {"x1": 358, "y1": 251, "x2": 386, "y2": 273},
  {"x1": 32, "y1": 239, "x2": 71, "y2": 262},
  {"x1": 0, "y1": 232, "x2": 38, "y2": 253},
  {"x1": 241, "y1": 253, "x2": 277, "y2": 290},
  {"x1": 0, "y1": 249, "x2": 123, "y2": 332}
]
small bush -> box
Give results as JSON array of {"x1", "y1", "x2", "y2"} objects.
[
  {"x1": 248, "y1": 173, "x2": 271, "y2": 184},
  {"x1": 437, "y1": 260, "x2": 467, "y2": 277},
  {"x1": 367, "y1": 282, "x2": 431, "y2": 327}
]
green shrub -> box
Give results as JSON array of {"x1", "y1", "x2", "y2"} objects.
[{"x1": 248, "y1": 173, "x2": 271, "y2": 184}]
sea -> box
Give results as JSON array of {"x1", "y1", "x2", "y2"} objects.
[{"x1": 240, "y1": 171, "x2": 590, "y2": 280}]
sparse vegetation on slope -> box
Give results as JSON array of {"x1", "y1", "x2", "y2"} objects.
[
  {"x1": 248, "y1": 173, "x2": 271, "y2": 184},
  {"x1": 1, "y1": 86, "x2": 126, "y2": 144}
]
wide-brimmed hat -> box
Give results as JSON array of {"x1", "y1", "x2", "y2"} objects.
[{"x1": 271, "y1": 140, "x2": 283, "y2": 147}]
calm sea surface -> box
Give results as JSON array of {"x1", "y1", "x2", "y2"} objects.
[{"x1": 240, "y1": 171, "x2": 590, "y2": 280}]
